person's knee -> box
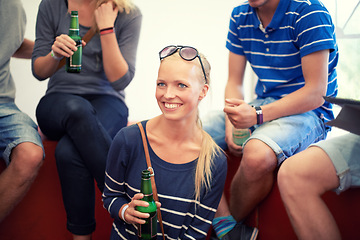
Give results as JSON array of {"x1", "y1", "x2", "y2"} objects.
[
  {"x1": 65, "y1": 99, "x2": 94, "y2": 122},
  {"x1": 10, "y1": 143, "x2": 43, "y2": 180},
  {"x1": 240, "y1": 139, "x2": 277, "y2": 181}
]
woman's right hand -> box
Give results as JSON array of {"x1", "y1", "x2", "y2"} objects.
[
  {"x1": 121, "y1": 193, "x2": 157, "y2": 225},
  {"x1": 51, "y1": 34, "x2": 86, "y2": 59}
]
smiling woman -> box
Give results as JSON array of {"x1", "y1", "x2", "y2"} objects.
[
  {"x1": 156, "y1": 46, "x2": 210, "y2": 122},
  {"x1": 102, "y1": 45, "x2": 227, "y2": 240}
]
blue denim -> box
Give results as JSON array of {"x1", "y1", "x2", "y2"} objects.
[
  {"x1": 36, "y1": 93, "x2": 128, "y2": 235},
  {"x1": 203, "y1": 97, "x2": 328, "y2": 165},
  {"x1": 0, "y1": 102, "x2": 43, "y2": 165},
  {"x1": 312, "y1": 133, "x2": 360, "y2": 194}
]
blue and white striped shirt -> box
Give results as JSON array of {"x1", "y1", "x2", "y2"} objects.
[
  {"x1": 226, "y1": 0, "x2": 338, "y2": 122},
  {"x1": 103, "y1": 121, "x2": 227, "y2": 240}
]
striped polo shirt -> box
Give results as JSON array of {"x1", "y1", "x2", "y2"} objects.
[{"x1": 226, "y1": 0, "x2": 338, "y2": 122}]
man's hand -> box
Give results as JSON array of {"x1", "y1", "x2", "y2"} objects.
[{"x1": 224, "y1": 98, "x2": 256, "y2": 129}]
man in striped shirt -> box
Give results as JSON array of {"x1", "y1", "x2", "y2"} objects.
[{"x1": 205, "y1": 0, "x2": 338, "y2": 239}]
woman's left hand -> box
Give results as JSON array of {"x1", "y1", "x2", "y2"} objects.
[{"x1": 94, "y1": 1, "x2": 119, "y2": 30}]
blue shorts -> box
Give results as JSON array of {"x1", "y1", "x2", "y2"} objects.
[
  {"x1": 0, "y1": 102, "x2": 43, "y2": 165},
  {"x1": 311, "y1": 133, "x2": 360, "y2": 194},
  {"x1": 203, "y1": 97, "x2": 328, "y2": 165}
]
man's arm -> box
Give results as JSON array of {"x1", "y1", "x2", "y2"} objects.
[
  {"x1": 223, "y1": 49, "x2": 329, "y2": 155},
  {"x1": 260, "y1": 49, "x2": 329, "y2": 122},
  {"x1": 12, "y1": 38, "x2": 34, "y2": 59},
  {"x1": 224, "y1": 52, "x2": 247, "y2": 154}
]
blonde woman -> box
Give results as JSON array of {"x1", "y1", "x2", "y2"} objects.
[
  {"x1": 31, "y1": 0, "x2": 141, "y2": 239},
  {"x1": 103, "y1": 45, "x2": 227, "y2": 239}
]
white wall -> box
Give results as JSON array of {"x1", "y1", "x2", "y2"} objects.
[{"x1": 12, "y1": 0, "x2": 251, "y2": 123}]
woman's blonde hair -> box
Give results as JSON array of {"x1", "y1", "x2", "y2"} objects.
[
  {"x1": 194, "y1": 53, "x2": 223, "y2": 202},
  {"x1": 195, "y1": 120, "x2": 224, "y2": 202},
  {"x1": 163, "y1": 51, "x2": 224, "y2": 202}
]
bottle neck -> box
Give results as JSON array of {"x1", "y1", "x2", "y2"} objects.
[
  {"x1": 69, "y1": 15, "x2": 79, "y2": 35},
  {"x1": 141, "y1": 178, "x2": 154, "y2": 202}
]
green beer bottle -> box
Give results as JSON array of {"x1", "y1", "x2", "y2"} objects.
[
  {"x1": 136, "y1": 170, "x2": 158, "y2": 240},
  {"x1": 66, "y1": 11, "x2": 82, "y2": 73}
]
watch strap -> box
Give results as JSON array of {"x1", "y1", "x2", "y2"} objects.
[{"x1": 255, "y1": 106, "x2": 263, "y2": 125}]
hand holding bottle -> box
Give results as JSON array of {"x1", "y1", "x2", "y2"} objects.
[
  {"x1": 224, "y1": 99, "x2": 254, "y2": 156},
  {"x1": 120, "y1": 193, "x2": 161, "y2": 225},
  {"x1": 51, "y1": 34, "x2": 82, "y2": 59},
  {"x1": 224, "y1": 98, "x2": 257, "y2": 129}
]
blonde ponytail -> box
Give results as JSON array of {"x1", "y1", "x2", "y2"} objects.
[{"x1": 194, "y1": 120, "x2": 224, "y2": 202}]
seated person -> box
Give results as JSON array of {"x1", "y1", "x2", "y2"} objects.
[
  {"x1": 204, "y1": 0, "x2": 338, "y2": 239},
  {"x1": 278, "y1": 132, "x2": 360, "y2": 240},
  {"x1": 103, "y1": 45, "x2": 227, "y2": 239},
  {"x1": 0, "y1": 0, "x2": 44, "y2": 222},
  {"x1": 31, "y1": 0, "x2": 141, "y2": 239}
]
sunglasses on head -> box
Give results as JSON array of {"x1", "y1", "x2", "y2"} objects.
[{"x1": 159, "y1": 45, "x2": 207, "y2": 84}]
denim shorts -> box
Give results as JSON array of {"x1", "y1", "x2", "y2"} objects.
[
  {"x1": 203, "y1": 97, "x2": 327, "y2": 165},
  {"x1": 0, "y1": 102, "x2": 43, "y2": 165},
  {"x1": 311, "y1": 133, "x2": 360, "y2": 194}
]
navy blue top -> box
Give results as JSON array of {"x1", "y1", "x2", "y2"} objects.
[{"x1": 103, "y1": 121, "x2": 227, "y2": 239}]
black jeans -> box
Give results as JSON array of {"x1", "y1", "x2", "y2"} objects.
[{"x1": 36, "y1": 93, "x2": 128, "y2": 235}]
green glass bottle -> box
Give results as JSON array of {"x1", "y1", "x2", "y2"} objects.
[
  {"x1": 232, "y1": 127, "x2": 251, "y2": 147},
  {"x1": 66, "y1": 11, "x2": 82, "y2": 73},
  {"x1": 136, "y1": 170, "x2": 158, "y2": 240}
]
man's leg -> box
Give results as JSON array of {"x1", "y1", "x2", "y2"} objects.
[
  {"x1": 278, "y1": 146, "x2": 340, "y2": 240},
  {"x1": 230, "y1": 139, "x2": 277, "y2": 221},
  {"x1": 211, "y1": 139, "x2": 275, "y2": 240},
  {"x1": 0, "y1": 142, "x2": 43, "y2": 222}
]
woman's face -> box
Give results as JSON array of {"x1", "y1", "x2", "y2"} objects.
[{"x1": 156, "y1": 57, "x2": 208, "y2": 122}]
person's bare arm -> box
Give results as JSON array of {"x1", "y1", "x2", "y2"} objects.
[
  {"x1": 95, "y1": 2, "x2": 128, "y2": 83},
  {"x1": 12, "y1": 38, "x2": 34, "y2": 59},
  {"x1": 33, "y1": 34, "x2": 82, "y2": 79},
  {"x1": 223, "y1": 52, "x2": 247, "y2": 155},
  {"x1": 224, "y1": 49, "x2": 329, "y2": 155},
  {"x1": 260, "y1": 49, "x2": 329, "y2": 122}
]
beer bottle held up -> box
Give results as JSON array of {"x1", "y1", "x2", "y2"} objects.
[
  {"x1": 66, "y1": 11, "x2": 82, "y2": 73},
  {"x1": 136, "y1": 170, "x2": 158, "y2": 240}
]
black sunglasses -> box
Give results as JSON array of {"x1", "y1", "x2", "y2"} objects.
[{"x1": 159, "y1": 45, "x2": 207, "y2": 83}]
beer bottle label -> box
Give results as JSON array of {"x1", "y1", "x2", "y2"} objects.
[
  {"x1": 69, "y1": 41, "x2": 82, "y2": 67},
  {"x1": 138, "y1": 211, "x2": 157, "y2": 239}
]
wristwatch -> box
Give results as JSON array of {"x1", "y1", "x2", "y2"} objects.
[{"x1": 255, "y1": 106, "x2": 263, "y2": 125}]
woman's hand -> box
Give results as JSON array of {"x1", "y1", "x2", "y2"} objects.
[
  {"x1": 51, "y1": 34, "x2": 86, "y2": 59},
  {"x1": 94, "y1": 1, "x2": 119, "y2": 30},
  {"x1": 121, "y1": 193, "x2": 161, "y2": 225}
]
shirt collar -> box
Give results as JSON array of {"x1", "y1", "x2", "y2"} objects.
[{"x1": 250, "y1": 0, "x2": 289, "y2": 32}]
